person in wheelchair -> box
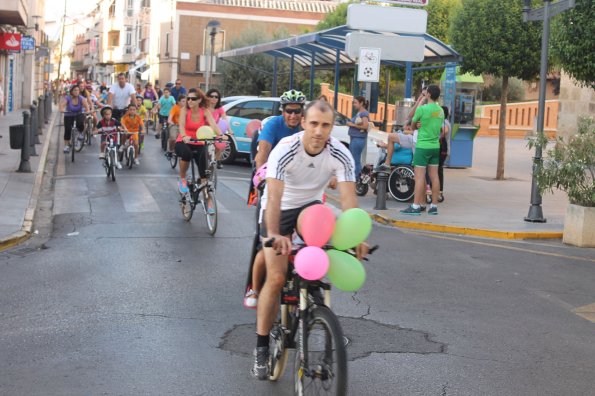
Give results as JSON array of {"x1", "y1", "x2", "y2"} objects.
[{"x1": 378, "y1": 121, "x2": 417, "y2": 169}]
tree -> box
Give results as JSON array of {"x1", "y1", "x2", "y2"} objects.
[
  {"x1": 219, "y1": 28, "x2": 296, "y2": 96},
  {"x1": 450, "y1": 0, "x2": 541, "y2": 180},
  {"x1": 550, "y1": 0, "x2": 595, "y2": 89}
]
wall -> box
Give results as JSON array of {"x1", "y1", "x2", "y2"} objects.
[{"x1": 557, "y1": 71, "x2": 595, "y2": 141}]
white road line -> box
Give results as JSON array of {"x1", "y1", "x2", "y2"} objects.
[
  {"x1": 118, "y1": 178, "x2": 161, "y2": 213},
  {"x1": 53, "y1": 178, "x2": 90, "y2": 215}
]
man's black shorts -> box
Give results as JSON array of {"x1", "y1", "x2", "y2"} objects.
[{"x1": 259, "y1": 201, "x2": 321, "y2": 238}]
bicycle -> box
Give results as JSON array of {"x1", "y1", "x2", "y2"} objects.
[
  {"x1": 261, "y1": 239, "x2": 378, "y2": 395},
  {"x1": 119, "y1": 131, "x2": 140, "y2": 169},
  {"x1": 179, "y1": 137, "x2": 223, "y2": 234},
  {"x1": 102, "y1": 130, "x2": 122, "y2": 182},
  {"x1": 62, "y1": 111, "x2": 82, "y2": 163},
  {"x1": 74, "y1": 111, "x2": 94, "y2": 153}
]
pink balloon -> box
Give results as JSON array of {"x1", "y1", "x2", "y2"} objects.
[
  {"x1": 214, "y1": 141, "x2": 227, "y2": 150},
  {"x1": 294, "y1": 246, "x2": 330, "y2": 281},
  {"x1": 299, "y1": 204, "x2": 336, "y2": 247},
  {"x1": 245, "y1": 119, "x2": 262, "y2": 138},
  {"x1": 217, "y1": 118, "x2": 229, "y2": 134}
]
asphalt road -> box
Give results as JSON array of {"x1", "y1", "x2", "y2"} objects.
[{"x1": 1, "y1": 123, "x2": 594, "y2": 396}]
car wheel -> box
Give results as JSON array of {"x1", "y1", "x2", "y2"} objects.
[{"x1": 220, "y1": 139, "x2": 237, "y2": 164}]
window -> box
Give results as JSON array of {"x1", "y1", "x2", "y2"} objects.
[
  {"x1": 195, "y1": 55, "x2": 200, "y2": 72},
  {"x1": 125, "y1": 27, "x2": 132, "y2": 46},
  {"x1": 127, "y1": 0, "x2": 134, "y2": 16},
  {"x1": 141, "y1": 0, "x2": 150, "y2": 7},
  {"x1": 107, "y1": 31, "x2": 119, "y2": 48},
  {"x1": 164, "y1": 32, "x2": 169, "y2": 57},
  {"x1": 108, "y1": 1, "x2": 115, "y2": 18},
  {"x1": 228, "y1": 101, "x2": 275, "y2": 121}
]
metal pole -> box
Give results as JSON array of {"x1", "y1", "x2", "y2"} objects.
[
  {"x1": 309, "y1": 52, "x2": 315, "y2": 101},
  {"x1": 18, "y1": 111, "x2": 32, "y2": 173},
  {"x1": 272, "y1": 57, "x2": 278, "y2": 97},
  {"x1": 525, "y1": 0, "x2": 551, "y2": 223},
  {"x1": 405, "y1": 62, "x2": 413, "y2": 98},
  {"x1": 333, "y1": 49, "x2": 340, "y2": 110},
  {"x1": 29, "y1": 103, "x2": 39, "y2": 155},
  {"x1": 374, "y1": 169, "x2": 388, "y2": 210},
  {"x1": 383, "y1": 68, "x2": 390, "y2": 131},
  {"x1": 289, "y1": 54, "x2": 295, "y2": 90}
]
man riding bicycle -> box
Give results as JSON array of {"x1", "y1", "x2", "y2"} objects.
[
  {"x1": 246, "y1": 90, "x2": 307, "y2": 308},
  {"x1": 252, "y1": 100, "x2": 369, "y2": 380}
]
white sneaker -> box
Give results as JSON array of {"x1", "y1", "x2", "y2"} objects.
[
  {"x1": 134, "y1": 159, "x2": 140, "y2": 165},
  {"x1": 116, "y1": 162, "x2": 122, "y2": 170},
  {"x1": 99, "y1": 153, "x2": 105, "y2": 159},
  {"x1": 243, "y1": 289, "x2": 258, "y2": 309}
]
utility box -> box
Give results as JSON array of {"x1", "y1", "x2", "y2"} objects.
[{"x1": 9, "y1": 125, "x2": 25, "y2": 149}]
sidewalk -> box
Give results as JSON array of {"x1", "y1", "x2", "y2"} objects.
[
  {"x1": 327, "y1": 137, "x2": 568, "y2": 240},
  {"x1": 0, "y1": 107, "x2": 57, "y2": 250}
]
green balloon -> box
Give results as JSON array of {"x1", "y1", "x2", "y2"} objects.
[
  {"x1": 330, "y1": 208, "x2": 372, "y2": 250},
  {"x1": 326, "y1": 249, "x2": 366, "y2": 292}
]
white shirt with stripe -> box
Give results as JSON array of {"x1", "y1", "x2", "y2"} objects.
[{"x1": 262, "y1": 131, "x2": 356, "y2": 211}]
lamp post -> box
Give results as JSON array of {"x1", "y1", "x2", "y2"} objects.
[
  {"x1": 522, "y1": 0, "x2": 576, "y2": 223},
  {"x1": 205, "y1": 20, "x2": 220, "y2": 91}
]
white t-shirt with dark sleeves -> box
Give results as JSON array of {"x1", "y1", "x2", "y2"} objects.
[{"x1": 261, "y1": 131, "x2": 356, "y2": 211}]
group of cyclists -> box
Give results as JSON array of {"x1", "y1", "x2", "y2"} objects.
[{"x1": 60, "y1": 75, "x2": 373, "y2": 384}]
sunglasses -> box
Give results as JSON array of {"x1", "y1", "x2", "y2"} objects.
[
  {"x1": 187, "y1": 97, "x2": 200, "y2": 101},
  {"x1": 284, "y1": 108, "x2": 303, "y2": 115},
  {"x1": 208, "y1": 95, "x2": 219, "y2": 99}
]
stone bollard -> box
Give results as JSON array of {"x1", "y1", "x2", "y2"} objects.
[
  {"x1": 29, "y1": 103, "x2": 39, "y2": 155},
  {"x1": 45, "y1": 92, "x2": 51, "y2": 122},
  {"x1": 374, "y1": 169, "x2": 389, "y2": 210},
  {"x1": 38, "y1": 95, "x2": 45, "y2": 133},
  {"x1": 18, "y1": 112, "x2": 32, "y2": 173}
]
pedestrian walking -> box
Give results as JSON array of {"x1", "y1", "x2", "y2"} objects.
[{"x1": 345, "y1": 96, "x2": 370, "y2": 179}]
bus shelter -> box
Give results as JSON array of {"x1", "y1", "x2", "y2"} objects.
[{"x1": 218, "y1": 25, "x2": 462, "y2": 110}]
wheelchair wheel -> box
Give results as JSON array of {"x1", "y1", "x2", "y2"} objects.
[{"x1": 388, "y1": 165, "x2": 415, "y2": 202}]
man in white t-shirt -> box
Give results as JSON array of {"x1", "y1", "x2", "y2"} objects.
[
  {"x1": 107, "y1": 73, "x2": 136, "y2": 121},
  {"x1": 252, "y1": 100, "x2": 370, "y2": 379}
]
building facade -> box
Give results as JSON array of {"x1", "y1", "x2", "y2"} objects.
[{"x1": 0, "y1": 0, "x2": 49, "y2": 113}]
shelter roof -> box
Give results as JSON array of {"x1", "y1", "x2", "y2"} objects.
[{"x1": 218, "y1": 25, "x2": 461, "y2": 68}]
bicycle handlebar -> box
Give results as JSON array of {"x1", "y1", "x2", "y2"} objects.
[{"x1": 263, "y1": 238, "x2": 378, "y2": 261}]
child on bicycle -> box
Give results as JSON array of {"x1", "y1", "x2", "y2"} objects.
[
  {"x1": 95, "y1": 105, "x2": 122, "y2": 168},
  {"x1": 120, "y1": 104, "x2": 143, "y2": 165},
  {"x1": 135, "y1": 95, "x2": 147, "y2": 150}
]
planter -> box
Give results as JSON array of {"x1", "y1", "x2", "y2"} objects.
[{"x1": 563, "y1": 204, "x2": 595, "y2": 248}]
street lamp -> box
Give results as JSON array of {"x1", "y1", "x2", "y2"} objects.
[
  {"x1": 205, "y1": 20, "x2": 220, "y2": 91},
  {"x1": 523, "y1": 0, "x2": 576, "y2": 223}
]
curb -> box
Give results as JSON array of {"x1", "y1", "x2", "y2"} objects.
[
  {"x1": 0, "y1": 111, "x2": 58, "y2": 252},
  {"x1": 371, "y1": 213, "x2": 563, "y2": 240}
]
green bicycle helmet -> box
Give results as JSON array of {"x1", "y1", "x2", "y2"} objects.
[{"x1": 280, "y1": 89, "x2": 306, "y2": 106}]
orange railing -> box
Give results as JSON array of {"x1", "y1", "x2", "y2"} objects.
[
  {"x1": 320, "y1": 84, "x2": 396, "y2": 130},
  {"x1": 477, "y1": 100, "x2": 559, "y2": 138}
]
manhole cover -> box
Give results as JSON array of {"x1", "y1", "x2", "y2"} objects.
[{"x1": 219, "y1": 317, "x2": 445, "y2": 360}]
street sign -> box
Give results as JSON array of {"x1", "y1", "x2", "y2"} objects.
[
  {"x1": 346, "y1": 32, "x2": 425, "y2": 62},
  {"x1": 347, "y1": 4, "x2": 427, "y2": 34},
  {"x1": 357, "y1": 48, "x2": 381, "y2": 83},
  {"x1": 21, "y1": 36, "x2": 35, "y2": 51}
]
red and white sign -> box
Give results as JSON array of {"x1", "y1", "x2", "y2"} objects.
[
  {"x1": 0, "y1": 33, "x2": 22, "y2": 52},
  {"x1": 385, "y1": 0, "x2": 429, "y2": 5}
]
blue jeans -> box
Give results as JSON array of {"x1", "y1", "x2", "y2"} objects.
[{"x1": 349, "y1": 137, "x2": 366, "y2": 177}]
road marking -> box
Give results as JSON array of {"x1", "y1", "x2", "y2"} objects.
[
  {"x1": 407, "y1": 231, "x2": 595, "y2": 264},
  {"x1": 572, "y1": 303, "x2": 595, "y2": 323},
  {"x1": 118, "y1": 178, "x2": 160, "y2": 213},
  {"x1": 53, "y1": 178, "x2": 90, "y2": 215}
]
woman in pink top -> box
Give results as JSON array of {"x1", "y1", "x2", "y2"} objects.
[
  {"x1": 175, "y1": 88, "x2": 220, "y2": 195},
  {"x1": 205, "y1": 88, "x2": 229, "y2": 169}
]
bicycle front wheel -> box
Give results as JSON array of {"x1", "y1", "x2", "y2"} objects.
[
  {"x1": 203, "y1": 188, "x2": 217, "y2": 235},
  {"x1": 294, "y1": 306, "x2": 347, "y2": 396},
  {"x1": 127, "y1": 146, "x2": 134, "y2": 169}
]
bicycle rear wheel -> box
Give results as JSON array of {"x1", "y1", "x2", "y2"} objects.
[
  {"x1": 170, "y1": 153, "x2": 178, "y2": 169},
  {"x1": 203, "y1": 188, "x2": 217, "y2": 235},
  {"x1": 294, "y1": 306, "x2": 347, "y2": 396},
  {"x1": 109, "y1": 151, "x2": 116, "y2": 181}
]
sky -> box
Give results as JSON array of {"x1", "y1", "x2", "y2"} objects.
[{"x1": 44, "y1": 0, "x2": 96, "y2": 38}]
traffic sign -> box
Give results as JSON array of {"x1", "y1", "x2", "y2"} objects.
[
  {"x1": 357, "y1": 48, "x2": 381, "y2": 83},
  {"x1": 347, "y1": 4, "x2": 427, "y2": 35},
  {"x1": 346, "y1": 32, "x2": 425, "y2": 62},
  {"x1": 21, "y1": 36, "x2": 35, "y2": 51}
]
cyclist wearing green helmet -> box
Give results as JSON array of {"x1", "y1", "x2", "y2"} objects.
[{"x1": 254, "y1": 89, "x2": 306, "y2": 170}]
